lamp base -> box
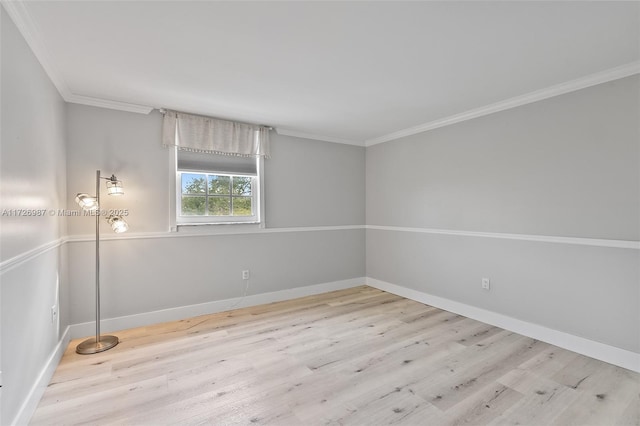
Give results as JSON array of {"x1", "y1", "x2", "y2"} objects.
[{"x1": 76, "y1": 335, "x2": 119, "y2": 354}]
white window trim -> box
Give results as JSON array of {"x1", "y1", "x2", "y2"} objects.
[{"x1": 169, "y1": 147, "x2": 265, "y2": 232}]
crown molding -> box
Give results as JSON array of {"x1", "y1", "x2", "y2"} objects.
[
  {"x1": 2, "y1": 0, "x2": 153, "y2": 115},
  {"x1": 365, "y1": 61, "x2": 640, "y2": 146},
  {"x1": 65, "y1": 93, "x2": 153, "y2": 114},
  {"x1": 1, "y1": 0, "x2": 71, "y2": 98},
  {"x1": 275, "y1": 128, "x2": 364, "y2": 146},
  {"x1": 5, "y1": 0, "x2": 638, "y2": 137}
]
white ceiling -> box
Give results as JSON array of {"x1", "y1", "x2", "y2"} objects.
[{"x1": 5, "y1": 1, "x2": 639, "y2": 146}]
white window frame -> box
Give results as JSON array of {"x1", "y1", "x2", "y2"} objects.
[{"x1": 169, "y1": 148, "x2": 265, "y2": 230}]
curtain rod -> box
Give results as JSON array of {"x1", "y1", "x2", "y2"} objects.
[{"x1": 157, "y1": 108, "x2": 273, "y2": 130}]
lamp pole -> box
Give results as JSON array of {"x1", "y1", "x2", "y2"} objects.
[
  {"x1": 95, "y1": 169, "x2": 101, "y2": 344},
  {"x1": 76, "y1": 170, "x2": 120, "y2": 355}
]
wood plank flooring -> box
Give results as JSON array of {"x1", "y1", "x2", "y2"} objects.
[{"x1": 31, "y1": 286, "x2": 639, "y2": 425}]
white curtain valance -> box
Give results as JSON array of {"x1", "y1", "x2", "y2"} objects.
[{"x1": 162, "y1": 110, "x2": 270, "y2": 158}]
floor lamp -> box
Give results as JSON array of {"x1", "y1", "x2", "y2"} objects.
[{"x1": 74, "y1": 170, "x2": 129, "y2": 354}]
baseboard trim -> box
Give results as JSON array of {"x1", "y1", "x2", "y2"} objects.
[
  {"x1": 366, "y1": 277, "x2": 640, "y2": 373},
  {"x1": 12, "y1": 326, "x2": 71, "y2": 426},
  {"x1": 70, "y1": 278, "x2": 365, "y2": 339}
]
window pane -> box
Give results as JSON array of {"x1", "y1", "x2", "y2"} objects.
[
  {"x1": 181, "y1": 173, "x2": 207, "y2": 194},
  {"x1": 232, "y1": 176, "x2": 252, "y2": 195},
  {"x1": 181, "y1": 196, "x2": 206, "y2": 215},
  {"x1": 209, "y1": 196, "x2": 231, "y2": 216},
  {"x1": 209, "y1": 175, "x2": 230, "y2": 195},
  {"x1": 232, "y1": 197, "x2": 252, "y2": 216}
]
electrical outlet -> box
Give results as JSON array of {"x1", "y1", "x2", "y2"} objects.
[
  {"x1": 481, "y1": 278, "x2": 491, "y2": 291},
  {"x1": 242, "y1": 270, "x2": 250, "y2": 280},
  {"x1": 51, "y1": 305, "x2": 58, "y2": 323}
]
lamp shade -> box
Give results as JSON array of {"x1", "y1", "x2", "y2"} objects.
[
  {"x1": 107, "y1": 215, "x2": 128, "y2": 233},
  {"x1": 75, "y1": 193, "x2": 98, "y2": 211},
  {"x1": 106, "y1": 177, "x2": 124, "y2": 196}
]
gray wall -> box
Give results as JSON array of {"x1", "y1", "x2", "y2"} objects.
[
  {"x1": 0, "y1": 7, "x2": 69, "y2": 425},
  {"x1": 65, "y1": 106, "x2": 366, "y2": 235},
  {"x1": 366, "y1": 75, "x2": 640, "y2": 353},
  {"x1": 66, "y1": 106, "x2": 169, "y2": 235},
  {"x1": 68, "y1": 230, "x2": 364, "y2": 323},
  {"x1": 266, "y1": 134, "x2": 365, "y2": 227},
  {"x1": 65, "y1": 104, "x2": 366, "y2": 325},
  {"x1": 367, "y1": 76, "x2": 639, "y2": 240}
]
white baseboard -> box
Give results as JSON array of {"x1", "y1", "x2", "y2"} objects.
[
  {"x1": 366, "y1": 277, "x2": 640, "y2": 373},
  {"x1": 12, "y1": 326, "x2": 71, "y2": 426},
  {"x1": 70, "y1": 278, "x2": 365, "y2": 339}
]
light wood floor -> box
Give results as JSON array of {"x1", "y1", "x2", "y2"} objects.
[{"x1": 32, "y1": 286, "x2": 639, "y2": 425}]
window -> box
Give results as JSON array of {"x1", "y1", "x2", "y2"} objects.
[
  {"x1": 173, "y1": 149, "x2": 263, "y2": 226},
  {"x1": 179, "y1": 172, "x2": 256, "y2": 221}
]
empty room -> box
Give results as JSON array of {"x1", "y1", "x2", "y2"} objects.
[{"x1": 1, "y1": 1, "x2": 638, "y2": 425}]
